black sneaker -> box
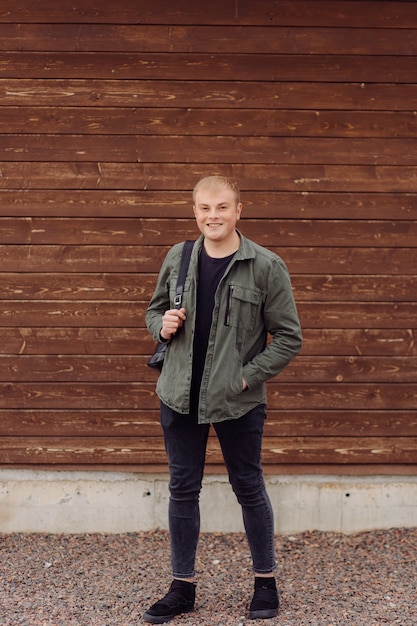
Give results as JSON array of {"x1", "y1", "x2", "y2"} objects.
[
  {"x1": 249, "y1": 577, "x2": 279, "y2": 620},
  {"x1": 143, "y1": 579, "x2": 196, "y2": 624}
]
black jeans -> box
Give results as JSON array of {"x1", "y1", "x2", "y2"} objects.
[{"x1": 160, "y1": 401, "x2": 276, "y2": 578}]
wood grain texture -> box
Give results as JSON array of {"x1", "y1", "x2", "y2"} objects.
[
  {"x1": 1, "y1": 191, "x2": 415, "y2": 219},
  {"x1": 3, "y1": 135, "x2": 417, "y2": 165},
  {"x1": 0, "y1": 273, "x2": 414, "y2": 302},
  {"x1": 1, "y1": 1, "x2": 416, "y2": 28},
  {"x1": 1, "y1": 24, "x2": 417, "y2": 54},
  {"x1": 2, "y1": 409, "x2": 416, "y2": 437},
  {"x1": 2, "y1": 108, "x2": 417, "y2": 139},
  {"x1": 1, "y1": 218, "x2": 416, "y2": 246},
  {"x1": 0, "y1": 382, "x2": 415, "y2": 411},
  {"x1": 1, "y1": 163, "x2": 416, "y2": 192},
  {"x1": 0, "y1": 0, "x2": 415, "y2": 471},
  {"x1": 0, "y1": 328, "x2": 414, "y2": 357},
  {"x1": 2, "y1": 80, "x2": 417, "y2": 110},
  {"x1": 0, "y1": 436, "x2": 416, "y2": 466},
  {"x1": 1, "y1": 53, "x2": 416, "y2": 82},
  {"x1": 0, "y1": 355, "x2": 416, "y2": 384}
]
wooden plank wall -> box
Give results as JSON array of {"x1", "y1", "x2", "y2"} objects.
[{"x1": 0, "y1": 0, "x2": 416, "y2": 473}]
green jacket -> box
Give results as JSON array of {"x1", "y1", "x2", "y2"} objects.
[{"x1": 146, "y1": 232, "x2": 302, "y2": 424}]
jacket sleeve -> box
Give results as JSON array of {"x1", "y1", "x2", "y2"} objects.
[
  {"x1": 145, "y1": 245, "x2": 179, "y2": 342},
  {"x1": 242, "y1": 255, "x2": 302, "y2": 389}
]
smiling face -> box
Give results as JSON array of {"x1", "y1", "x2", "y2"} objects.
[{"x1": 193, "y1": 180, "x2": 242, "y2": 255}]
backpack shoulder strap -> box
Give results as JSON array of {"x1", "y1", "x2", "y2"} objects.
[{"x1": 174, "y1": 240, "x2": 194, "y2": 308}]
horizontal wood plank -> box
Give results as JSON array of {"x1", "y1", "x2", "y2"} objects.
[
  {"x1": 4, "y1": 462, "x2": 412, "y2": 475},
  {"x1": 1, "y1": 245, "x2": 414, "y2": 275},
  {"x1": 0, "y1": 436, "x2": 415, "y2": 465},
  {"x1": 301, "y1": 329, "x2": 417, "y2": 357},
  {"x1": 2, "y1": 108, "x2": 417, "y2": 138},
  {"x1": 0, "y1": 355, "x2": 416, "y2": 384},
  {"x1": 281, "y1": 357, "x2": 417, "y2": 383},
  {"x1": 0, "y1": 327, "x2": 144, "y2": 355},
  {"x1": 1, "y1": 163, "x2": 416, "y2": 192},
  {"x1": 0, "y1": 1, "x2": 416, "y2": 28},
  {"x1": 1, "y1": 24, "x2": 417, "y2": 55},
  {"x1": 1, "y1": 218, "x2": 416, "y2": 247},
  {"x1": 0, "y1": 245, "x2": 169, "y2": 273},
  {"x1": 1, "y1": 328, "x2": 414, "y2": 357},
  {"x1": 0, "y1": 273, "x2": 414, "y2": 303},
  {"x1": 2, "y1": 409, "x2": 415, "y2": 437},
  {"x1": 2, "y1": 134, "x2": 417, "y2": 165},
  {"x1": 291, "y1": 275, "x2": 417, "y2": 303},
  {"x1": 0, "y1": 382, "x2": 415, "y2": 410},
  {"x1": 1, "y1": 80, "x2": 416, "y2": 111},
  {"x1": 0, "y1": 53, "x2": 415, "y2": 82},
  {"x1": 0, "y1": 301, "x2": 142, "y2": 328},
  {"x1": 267, "y1": 383, "x2": 417, "y2": 411},
  {"x1": 0, "y1": 301, "x2": 416, "y2": 329},
  {"x1": 264, "y1": 412, "x2": 417, "y2": 438},
  {"x1": 0, "y1": 273, "x2": 150, "y2": 301},
  {"x1": 297, "y1": 302, "x2": 417, "y2": 329},
  {"x1": 0, "y1": 191, "x2": 415, "y2": 219},
  {"x1": 261, "y1": 437, "x2": 417, "y2": 465}
]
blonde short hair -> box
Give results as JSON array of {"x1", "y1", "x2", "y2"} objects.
[{"x1": 192, "y1": 175, "x2": 240, "y2": 205}]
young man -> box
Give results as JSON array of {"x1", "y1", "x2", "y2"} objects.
[{"x1": 145, "y1": 175, "x2": 302, "y2": 623}]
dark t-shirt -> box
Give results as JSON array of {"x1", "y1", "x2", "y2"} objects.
[{"x1": 190, "y1": 246, "x2": 235, "y2": 413}]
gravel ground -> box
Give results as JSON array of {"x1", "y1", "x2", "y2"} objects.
[{"x1": 1, "y1": 528, "x2": 416, "y2": 625}]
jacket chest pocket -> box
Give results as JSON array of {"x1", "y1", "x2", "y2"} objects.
[{"x1": 225, "y1": 285, "x2": 262, "y2": 330}]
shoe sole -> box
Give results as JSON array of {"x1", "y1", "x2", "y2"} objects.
[
  {"x1": 249, "y1": 607, "x2": 279, "y2": 620},
  {"x1": 143, "y1": 607, "x2": 194, "y2": 624}
]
